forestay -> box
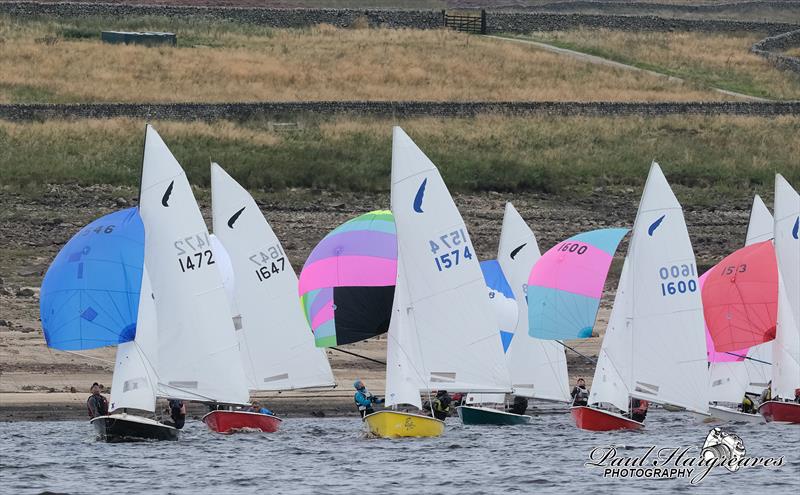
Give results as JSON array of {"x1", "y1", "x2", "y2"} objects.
[
  {"x1": 139, "y1": 125, "x2": 249, "y2": 405},
  {"x1": 211, "y1": 163, "x2": 334, "y2": 391},
  {"x1": 497, "y1": 202, "x2": 570, "y2": 402},
  {"x1": 387, "y1": 127, "x2": 511, "y2": 395},
  {"x1": 771, "y1": 174, "x2": 800, "y2": 400}
]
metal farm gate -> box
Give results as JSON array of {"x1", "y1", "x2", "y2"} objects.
[{"x1": 442, "y1": 10, "x2": 486, "y2": 35}]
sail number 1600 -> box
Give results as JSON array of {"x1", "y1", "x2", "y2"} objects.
[{"x1": 658, "y1": 263, "x2": 697, "y2": 296}]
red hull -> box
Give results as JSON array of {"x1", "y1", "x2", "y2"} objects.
[
  {"x1": 571, "y1": 406, "x2": 643, "y2": 431},
  {"x1": 758, "y1": 401, "x2": 800, "y2": 424},
  {"x1": 202, "y1": 410, "x2": 283, "y2": 434}
]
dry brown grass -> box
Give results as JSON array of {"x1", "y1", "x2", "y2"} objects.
[
  {"x1": 0, "y1": 17, "x2": 722, "y2": 103},
  {"x1": 527, "y1": 28, "x2": 800, "y2": 100},
  {"x1": 783, "y1": 47, "x2": 800, "y2": 58}
]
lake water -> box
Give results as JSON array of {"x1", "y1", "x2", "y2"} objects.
[{"x1": 1, "y1": 408, "x2": 798, "y2": 494}]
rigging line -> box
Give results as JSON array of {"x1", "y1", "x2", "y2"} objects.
[
  {"x1": 331, "y1": 347, "x2": 386, "y2": 366},
  {"x1": 723, "y1": 351, "x2": 771, "y2": 366},
  {"x1": 556, "y1": 340, "x2": 597, "y2": 365},
  {"x1": 65, "y1": 350, "x2": 115, "y2": 366}
]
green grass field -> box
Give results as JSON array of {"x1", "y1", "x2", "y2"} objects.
[{"x1": 2, "y1": 115, "x2": 797, "y2": 198}]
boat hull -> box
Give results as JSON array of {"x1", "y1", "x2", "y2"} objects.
[
  {"x1": 457, "y1": 405, "x2": 532, "y2": 425},
  {"x1": 758, "y1": 401, "x2": 800, "y2": 424},
  {"x1": 90, "y1": 413, "x2": 178, "y2": 442},
  {"x1": 571, "y1": 406, "x2": 643, "y2": 431},
  {"x1": 363, "y1": 410, "x2": 445, "y2": 438},
  {"x1": 708, "y1": 404, "x2": 765, "y2": 424},
  {"x1": 202, "y1": 410, "x2": 283, "y2": 433}
]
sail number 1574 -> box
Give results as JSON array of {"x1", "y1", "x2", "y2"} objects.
[{"x1": 430, "y1": 229, "x2": 473, "y2": 272}]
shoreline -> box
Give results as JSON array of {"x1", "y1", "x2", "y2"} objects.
[{"x1": 0, "y1": 392, "x2": 571, "y2": 422}]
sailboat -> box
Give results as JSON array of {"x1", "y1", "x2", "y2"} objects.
[
  {"x1": 202, "y1": 163, "x2": 336, "y2": 433},
  {"x1": 93, "y1": 125, "x2": 252, "y2": 440},
  {"x1": 575, "y1": 162, "x2": 709, "y2": 431},
  {"x1": 363, "y1": 127, "x2": 512, "y2": 438},
  {"x1": 701, "y1": 196, "x2": 777, "y2": 423},
  {"x1": 759, "y1": 174, "x2": 800, "y2": 424},
  {"x1": 459, "y1": 203, "x2": 574, "y2": 425},
  {"x1": 39, "y1": 207, "x2": 177, "y2": 441}
]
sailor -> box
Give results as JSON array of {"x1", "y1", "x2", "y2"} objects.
[
  {"x1": 432, "y1": 390, "x2": 453, "y2": 420},
  {"x1": 86, "y1": 382, "x2": 109, "y2": 419},
  {"x1": 570, "y1": 378, "x2": 589, "y2": 407},
  {"x1": 741, "y1": 393, "x2": 756, "y2": 414},
  {"x1": 629, "y1": 398, "x2": 649, "y2": 422},
  {"x1": 353, "y1": 380, "x2": 383, "y2": 418},
  {"x1": 508, "y1": 395, "x2": 528, "y2": 415},
  {"x1": 761, "y1": 380, "x2": 772, "y2": 403},
  {"x1": 249, "y1": 400, "x2": 274, "y2": 416},
  {"x1": 163, "y1": 399, "x2": 186, "y2": 429}
]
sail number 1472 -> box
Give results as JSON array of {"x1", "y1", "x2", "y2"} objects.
[{"x1": 658, "y1": 263, "x2": 697, "y2": 296}]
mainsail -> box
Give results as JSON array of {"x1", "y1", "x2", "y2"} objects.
[
  {"x1": 139, "y1": 125, "x2": 249, "y2": 405},
  {"x1": 210, "y1": 163, "x2": 335, "y2": 391},
  {"x1": 385, "y1": 126, "x2": 511, "y2": 404},
  {"x1": 496, "y1": 202, "x2": 570, "y2": 402},
  {"x1": 771, "y1": 174, "x2": 800, "y2": 400},
  {"x1": 589, "y1": 163, "x2": 709, "y2": 414}
]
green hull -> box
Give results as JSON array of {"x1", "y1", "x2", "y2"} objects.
[{"x1": 457, "y1": 406, "x2": 532, "y2": 425}]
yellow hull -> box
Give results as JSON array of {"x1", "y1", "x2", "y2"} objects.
[{"x1": 363, "y1": 410, "x2": 445, "y2": 438}]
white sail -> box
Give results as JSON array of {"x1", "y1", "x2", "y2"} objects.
[
  {"x1": 210, "y1": 163, "x2": 335, "y2": 391},
  {"x1": 589, "y1": 258, "x2": 634, "y2": 412},
  {"x1": 771, "y1": 174, "x2": 800, "y2": 400},
  {"x1": 388, "y1": 127, "x2": 512, "y2": 394},
  {"x1": 745, "y1": 195, "x2": 774, "y2": 246},
  {"x1": 708, "y1": 195, "x2": 774, "y2": 403},
  {"x1": 109, "y1": 268, "x2": 159, "y2": 412},
  {"x1": 139, "y1": 125, "x2": 249, "y2": 405},
  {"x1": 385, "y1": 254, "x2": 425, "y2": 409},
  {"x1": 589, "y1": 163, "x2": 708, "y2": 414},
  {"x1": 496, "y1": 202, "x2": 570, "y2": 401}
]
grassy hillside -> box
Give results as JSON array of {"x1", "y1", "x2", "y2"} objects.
[
  {"x1": 523, "y1": 29, "x2": 800, "y2": 100},
  {"x1": 2, "y1": 115, "x2": 797, "y2": 197},
  {"x1": 0, "y1": 16, "x2": 723, "y2": 103}
]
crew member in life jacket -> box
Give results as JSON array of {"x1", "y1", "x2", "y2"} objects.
[
  {"x1": 432, "y1": 390, "x2": 453, "y2": 420},
  {"x1": 629, "y1": 398, "x2": 649, "y2": 422},
  {"x1": 570, "y1": 378, "x2": 589, "y2": 407},
  {"x1": 761, "y1": 380, "x2": 772, "y2": 403},
  {"x1": 163, "y1": 399, "x2": 186, "y2": 429},
  {"x1": 353, "y1": 379, "x2": 383, "y2": 418},
  {"x1": 86, "y1": 382, "x2": 109, "y2": 419},
  {"x1": 741, "y1": 393, "x2": 756, "y2": 414}
]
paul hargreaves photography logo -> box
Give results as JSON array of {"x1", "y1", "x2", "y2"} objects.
[{"x1": 585, "y1": 427, "x2": 784, "y2": 484}]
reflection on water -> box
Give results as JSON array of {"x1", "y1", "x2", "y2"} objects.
[{"x1": 1, "y1": 409, "x2": 798, "y2": 494}]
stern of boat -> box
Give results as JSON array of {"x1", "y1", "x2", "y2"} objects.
[
  {"x1": 570, "y1": 406, "x2": 643, "y2": 431},
  {"x1": 202, "y1": 410, "x2": 283, "y2": 433},
  {"x1": 363, "y1": 410, "x2": 445, "y2": 438},
  {"x1": 758, "y1": 401, "x2": 800, "y2": 424}
]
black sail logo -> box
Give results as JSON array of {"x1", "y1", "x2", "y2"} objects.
[
  {"x1": 227, "y1": 207, "x2": 246, "y2": 229},
  {"x1": 510, "y1": 243, "x2": 527, "y2": 260},
  {"x1": 161, "y1": 180, "x2": 175, "y2": 207}
]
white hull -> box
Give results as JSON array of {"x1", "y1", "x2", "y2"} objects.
[{"x1": 691, "y1": 404, "x2": 765, "y2": 424}]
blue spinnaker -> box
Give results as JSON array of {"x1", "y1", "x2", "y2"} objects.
[{"x1": 40, "y1": 208, "x2": 144, "y2": 350}]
